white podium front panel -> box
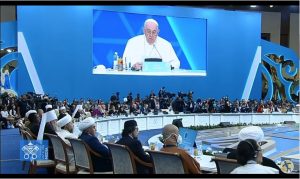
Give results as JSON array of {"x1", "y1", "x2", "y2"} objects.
[
  {"x1": 182, "y1": 115, "x2": 195, "y2": 127},
  {"x1": 239, "y1": 114, "x2": 252, "y2": 124},
  {"x1": 252, "y1": 115, "x2": 269, "y2": 124},
  {"x1": 147, "y1": 116, "x2": 163, "y2": 130},
  {"x1": 210, "y1": 115, "x2": 221, "y2": 126},
  {"x1": 97, "y1": 121, "x2": 108, "y2": 136},
  {"x1": 162, "y1": 115, "x2": 177, "y2": 126},
  {"x1": 108, "y1": 120, "x2": 120, "y2": 135},
  {"x1": 195, "y1": 115, "x2": 210, "y2": 126},
  {"x1": 221, "y1": 114, "x2": 240, "y2": 124},
  {"x1": 136, "y1": 117, "x2": 147, "y2": 131}
]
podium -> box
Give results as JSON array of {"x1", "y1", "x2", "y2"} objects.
[{"x1": 143, "y1": 61, "x2": 171, "y2": 72}]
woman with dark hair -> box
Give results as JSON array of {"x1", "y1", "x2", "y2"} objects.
[
  {"x1": 231, "y1": 139, "x2": 279, "y2": 174},
  {"x1": 116, "y1": 120, "x2": 151, "y2": 173}
]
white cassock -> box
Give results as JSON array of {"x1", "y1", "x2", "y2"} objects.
[
  {"x1": 123, "y1": 35, "x2": 180, "y2": 69},
  {"x1": 56, "y1": 129, "x2": 78, "y2": 146}
]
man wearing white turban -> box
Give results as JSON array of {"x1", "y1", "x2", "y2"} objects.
[
  {"x1": 26, "y1": 110, "x2": 40, "y2": 137},
  {"x1": 238, "y1": 126, "x2": 264, "y2": 142},
  {"x1": 36, "y1": 110, "x2": 58, "y2": 165},
  {"x1": 56, "y1": 114, "x2": 77, "y2": 165},
  {"x1": 45, "y1": 104, "x2": 53, "y2": 112},
  {"x1": 58, "y1": 106, "x2": 67, "y2": 120},
  {"x1": 56, "y1": 114, "x2": 78, "y2": 144},
  {"x1": 225, "y1": 126, "x2": 283, "y2": 174},
  {"x1": 78, "y1": 117, "x2": 112, "y2": 172}
]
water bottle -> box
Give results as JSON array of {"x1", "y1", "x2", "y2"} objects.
[
  {"x1": 124, "y1": 57, "x2": 127, "y2": 71},
  {"x1": 196, "y1": 140, "x2": 203, "y2": 156},
  {"x1": 113, "y1": 52, "x2": 118, "y2": 70},
  {"x1": 117, "y1": 57, "x2": 123, "y2": 71},
  {"x1": 115, "y1": 135, "x2": 120, "y2": 143}
]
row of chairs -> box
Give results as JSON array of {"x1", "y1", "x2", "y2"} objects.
[
  {"x1": 54, "y1": 135, "x2": 241, "y2": 174},
  {"x1": 45, "y1": 134, "x2": 186, "y2": 174},
  {"x1": 19, "y1": 124, "x2": 240, "y2": 174}
]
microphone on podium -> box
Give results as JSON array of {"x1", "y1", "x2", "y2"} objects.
[{"x1": 153, "y1": 44, "x2": 162, "y2": 59}]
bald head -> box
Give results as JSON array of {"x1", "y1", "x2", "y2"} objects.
[{"x1": 162, "y1": 124, "x2": 179, "y2": 140}]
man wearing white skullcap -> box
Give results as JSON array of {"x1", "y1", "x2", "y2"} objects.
[
  {"x1": 45, "y1": 104, "x2": 53, "y2": 112},
  {"x1": 56, "y1": 114, "x2": 77, "y2": 165},
  {"x1": 27, "y1": 110, "x2": 40, "y2": 137},
  {"x1": 78, "y1": 117, "x2": 112, "y2": 172},
  {"x1": 72, "y1": 105, "x2": 87, "y2": 122},
  {"x1": 36, "y1": 109, "x2": 58, "y2": 163},
  {"x1": 37, "y1": 110, "x2": 58, "y2": 141},
  {"x1": 58, "y1": 106, "x2": 67, "y2": 120},
  {"x1": 24, "y1": 110, "x2": 38, "y2": 128},
  {"x1": 225, "y1": 126, "x2": 283, "y2": 174},
  {"x1": 56, "y1": 114, "x2": 78, "y2": 144},
  {"x1": 25, "y1": 110, "x2": 37, "y2": 119}
]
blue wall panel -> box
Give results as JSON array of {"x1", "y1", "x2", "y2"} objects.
[{"x1": 17, "y1": 6, "x2": 261, "y2": 101}]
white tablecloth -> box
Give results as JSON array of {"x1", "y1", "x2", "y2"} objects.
[{"x1": 194, "y1": 155, "x2": 217, "y2": 173}]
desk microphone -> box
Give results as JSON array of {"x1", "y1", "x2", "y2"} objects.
[{"x1": 153, "y1": 44, "x2": 162, "y2": 59}]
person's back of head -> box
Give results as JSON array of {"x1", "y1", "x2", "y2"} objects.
[
  {"x1": 162, "y1": 124, "x2": 179, "y2": 145},
  {"x1": 28, "y1": 113, "x2": 39, "y2": 124},
  {"x1": 121, "y1": 119, "x2": 138, "y2": 137},
  {"x1": 236, "y1": 139, "x2": 260, "y2": 165},
  {"x1": 172, "y1": 119, "x2": 183, "y2": 129},
  {"x1": 239, "y1": 126, "x2": 264, "y2": 142}
]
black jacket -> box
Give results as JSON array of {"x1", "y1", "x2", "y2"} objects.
[
  {"x1": 116, "y1": 136, "x2": 151, "y2": 173},
  {"x1": 79, "y1": 132, "x2": 112, "y2": 172}
]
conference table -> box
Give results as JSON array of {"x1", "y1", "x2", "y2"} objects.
[
  {"x1": 92, "y1": 68, "x2": 207, "y2": 76},
  {"x1": 146, "y1": 134, "x2": 217, "y2": 173},
  {"x1": 95, "y1": 112, "x2": 299, "y2": 136},
  {"x1": 142, "y1": 145, "x2": 217, "y2": 173}
]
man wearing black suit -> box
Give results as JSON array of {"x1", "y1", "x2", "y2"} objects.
[
  {"x1": 116, "y1": 120, "x2": 151, "y2": 174},
  {"x1": 78, "y1": 117, "x2": 112, "y2": 172}
]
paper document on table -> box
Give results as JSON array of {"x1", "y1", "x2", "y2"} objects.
[{"x1": 178, "y1": 127, "x2": 197, "y2": 150}]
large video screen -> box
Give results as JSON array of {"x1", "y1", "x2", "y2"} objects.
[{"x1": 93, "y1": 10, "x2": 207, "y2": 76}]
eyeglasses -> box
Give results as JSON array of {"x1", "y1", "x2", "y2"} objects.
[
  {"x1": 135, "y1": 127, "x2": 139, "y2": 131},
  {"x1": 145, "y1": 29, "x2": 158, "y2": 36}
]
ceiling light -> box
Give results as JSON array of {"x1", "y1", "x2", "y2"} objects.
[
  {"x1": 250, "y1": 5, "x2": 257, "y2": 8},
  {"x1": 270, "y1": 5, "x2": 274, "y2": 8}
]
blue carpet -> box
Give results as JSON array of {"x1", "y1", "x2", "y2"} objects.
[
  {"x1": 0, "y1": 128, "x2": 20, "y2": 136},
  {"x1": 0, "y1": 161, "x2": 29, "y2": 174},
  {"x1": 0, "y1": 128, "x2": 49, "y2": 174}
]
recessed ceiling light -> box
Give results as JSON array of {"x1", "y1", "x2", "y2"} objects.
[
  {"x1": 270, "y1": 5, "x2": 274, "y2": 8},
  {"x1": 250, "y1": 5, "x2": 257, "y2": 8}
]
